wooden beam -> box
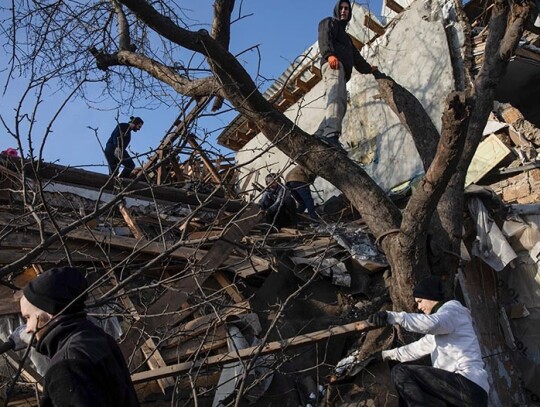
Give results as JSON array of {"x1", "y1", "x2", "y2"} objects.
[
  {"x1": 364, "y1": 14, "x2": 385, "y2": 36},
  {"x1": 5, "y1": 350, "x2": 43, "y2": 392},
  {"x1": 140, "y1": 338, "x2": 176, "y2": 393},
  {"x1": 142, "y1": 97, "x2": 211, "y2": 172},
  {"x1": 349, "y1": 34, "x2": 365, "y2": 51},
  {"x1": 213, "y1": 272, "x2": 245, "y2": 304},
  {"x1": 295, "y1": 77, "x2": 311, "y2": 93},
  {"x1": 3, "y1": 159, "x2": 244, "y2": 212},
  {"x1": 132, "y1": 320, "x2": 372, "y2": 383},
  {"x1": 144, "y1": 205, "x2": 264, "y2": 330},
  {"x1": 186, "y1": 136, "x2": 222, "y2": 185},
  {"x1": 0, "y1": 211, "x2": 260, "y2": 271},
  {"x1": 118, "y1": 203, "x2": 145, "y2": 240},
  {"x1": 384, "y1": 0, "x2": 405, "y2": 14},
  {"x1": 110, "y1": 274, "x2": 176, "y2": 393},
  {"x1": 310, "y1": 64, "x2": 322, "y2": 78}
]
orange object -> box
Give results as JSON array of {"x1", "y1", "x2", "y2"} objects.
[{"x1": 328, "y1": 55, "x2": 339, "y2": 69}]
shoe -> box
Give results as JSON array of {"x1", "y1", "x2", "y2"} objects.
[{"x1": 317, "y1": 135, "x2": 347, "y2": 153}]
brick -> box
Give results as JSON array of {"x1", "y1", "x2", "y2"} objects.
[
  {"x1": 530, "y1": 169, "x2": 540, "y2": 182},
  {"x1": 502, "y1": 183, "x2": 531, "y2": 202},
  {"x1": 517, "y1": 194, "x2": 540, "y2": 204}
]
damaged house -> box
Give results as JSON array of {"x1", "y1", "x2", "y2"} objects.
[{"x1": 1, "y1": 0, "x2": 540, "y2": 406}]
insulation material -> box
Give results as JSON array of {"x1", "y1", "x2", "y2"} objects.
[
  {"x1": 468, "y1": 197, "x2": 518, "y2": 271},
  {"x1": 290, "y1": 256, "x2": 351, "y2": 287},
  {"x1": 507, "y1": 252, "x2": 540, "y2": 309},
  {"x1": 326, "y1": 225, "x2": 388, "y2": 271},
  {"x1": 212, "y1": 314, "x2": 274, "y2": 406}
]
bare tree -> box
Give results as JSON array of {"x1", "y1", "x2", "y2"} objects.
[{"x1": 1, "y1": 0, "x2": 535, "y2": 404}]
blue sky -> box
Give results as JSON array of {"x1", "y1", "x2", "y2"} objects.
[{"x1": 0, "y1": 0, "x2": 383, "y2": 173}]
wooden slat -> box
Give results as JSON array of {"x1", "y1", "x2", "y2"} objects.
[
  {"x1": 385, "y1": 0, "x2": 405, "y2": 14},
  {"x1": 5, "y1": 350, "x2": 43, "y2": 392},
  {"x1": 111, "y1": 274, "x2": 176, "y2": 393},
  {"x1": 132, "y1": 320, "x2": 373, "y2": 383},
  {"x1": 214, "y1": 272, "x2": 245, "y2": 304},
  {"x1": 118, "y1": 203, "x2": 145, "y2": 240},
  {"x1": 364, "y1": 14, "x2": 385, "y2": 36},
  {"x1": 140, "y1": 339, "x2": 176, "y2": 392},
  {"x1": 0, "y1": 212, "x2": 258, "y2": 271},
  {"x1": 186, "y1": 136, "x2": 222, "y2": 185}
]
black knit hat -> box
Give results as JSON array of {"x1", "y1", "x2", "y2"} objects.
[
  {"x1": 23, "y1": 267, "x2": 88, "y2": 315},
  {"x1": 413, "y1": 276, "x2": 444, "y2": 301}
]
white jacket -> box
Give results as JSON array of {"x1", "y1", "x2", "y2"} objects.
[{"x1": 382, "y1": 300, "x2": 489, "y2": 393}]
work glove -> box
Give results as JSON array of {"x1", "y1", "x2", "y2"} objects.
[
  {"x1": 328, "y1": 55, "x2": 339, "y2": 69},
  {"x1": 368, "y1": 311, "x2": 388, "y2": 327},
  {"x1": 334, "y1": 350, "x2": 360, "y2": 376},
  {"x1": 114, "y1": 147, "x2": 122, "y2": 160},
  {"x1": 372, "y1": 350, "x2": 383, "y2": 362}
]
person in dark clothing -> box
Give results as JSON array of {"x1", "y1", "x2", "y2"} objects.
[
  {"x1": 104, "y1": 116, "x2": 144, "y2": 178},
  {"x1": 259, "y1": 173, "x2": 298, "y2": 229},
  {"x1": 367, "y1": 276, "x2": 489, "y2": 407},
  {"x1": 315, "y1": 0, "x2": 379, "y2": 150},
  {"x1": 285, "y1": 165, "x2": 318, "y2": 220},
  {"x1": 19, "y1": 267, "x2": 139, "y2": 407}
]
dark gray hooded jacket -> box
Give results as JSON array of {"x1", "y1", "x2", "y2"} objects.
[{"x1": 318, "y1": 0, "x2": 372, "y2": 81}]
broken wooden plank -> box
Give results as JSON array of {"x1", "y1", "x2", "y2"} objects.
[
  {"x1": 111, "y1": 274, "x2": 176, "y2": 393},
  {"x1": 4, "y1": 350, "x2": 43, "y2": 392},
  {"x1": 140, "y1": 338, "x2": 176, "y2": 393},
  {"x1": 118, "y1": 203, "x2": 145, "y2": 240},
  {"x1": 214, "y1": 272, "x2": 245, "y2": 304},
  {"x1": 363, "y1": 14, "x2": 385, "y2": 36},
  {"x1": 0, "y1": 211, "x2": 256, "y2": 270},
  {"x1": 385, "y1": 0, "x2": 405, "y2": 14},
  {"x1": 465, "y1": 134, "x2": 512, "y2": 186},
  {"x1": 132, "y1": 320, "x2": 372, "y2": 383}
]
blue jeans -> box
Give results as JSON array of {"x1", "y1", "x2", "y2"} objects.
[{"x1": 286, "y1": 181, "x2": 317, "y2": 219}]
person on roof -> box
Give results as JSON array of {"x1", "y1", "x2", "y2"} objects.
[
  {"x1": 259, "y1": 173, "x2": 298, "y2": 229},
  {"x1": 19, "y1": 267, "x2": 140, "y2": 406},
  {"x1": 285, "y1": 165, "x2": 318, "y2": 220},
  {"x1": 315, "y1": 0, "x2": 379, "y2": 151},
  {"x1": 104, "y1": 116, "x2": 144, "y2": 178},
  {"x1": 367, "y1": 275, "x2": 489, "y2": 406}
]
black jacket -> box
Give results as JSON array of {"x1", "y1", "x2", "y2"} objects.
[
  {"x1": 106, "y1": 123, "x2": 132, "y2": 151},
  {"x1": 36, "y1": 314, "x2": 139, "y2": 407},
  {"x1": 318, "y1": 0, "x2": 372, "y2": 81}
]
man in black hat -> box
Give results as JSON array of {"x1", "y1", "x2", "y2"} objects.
[
  {"x1": 19, "y1": 267, "x2": 139, "y2": 406},
  {"x1": 367, "y1": 276, "x2": 489, "y2": 406}
]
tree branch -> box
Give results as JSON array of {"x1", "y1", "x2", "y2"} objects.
[
  {"x1": 401, "y1": 92, "x2": 469, "y2": 241},
  {"x1": 111, "y1": 0, "x2": 133, "y2": 51},
  {"x1": 211, "y1": 0, "x2": 235, "y2": 49},
  {"x1": 89, "y1": 48, "x2": 222, "y2": 98}
]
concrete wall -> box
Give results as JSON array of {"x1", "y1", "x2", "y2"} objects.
[{"x1": 236, "y1": 0, "x2": 462, "y2": 203}]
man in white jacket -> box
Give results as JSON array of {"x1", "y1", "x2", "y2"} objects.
[{"x1": 368, "y1": 276, "x2": 489, "y2": 406}]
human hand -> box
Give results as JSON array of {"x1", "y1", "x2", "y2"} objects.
[
  {"x1": 370, "y1": 65, "x2": 378, "y2": 73},
  {"x1": 367, "y1": 311, "x2": 388, "y2": 327},
  {"x1": 114, "y1": 147, "x2": 122, "y2": 160},
  {"x1": 328, "y1": 56, "x2": 339, "y2": 69}
]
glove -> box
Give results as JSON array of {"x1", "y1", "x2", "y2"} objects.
[
  {"x1": 368, "y1": 311, "x2": 388, "y2": 327},
  {"x1": 114, "y1": 147, "x2": 122, "y2": 160},
  {"x1": 328, "y1": 55, "x2": 339, "y2": 69},
  {"x1": 372, "y1": 350, "x2": 383, "y2": 362},
  {"x1": 334, "y1": 351, "x2": 359, "y2": 376}
]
